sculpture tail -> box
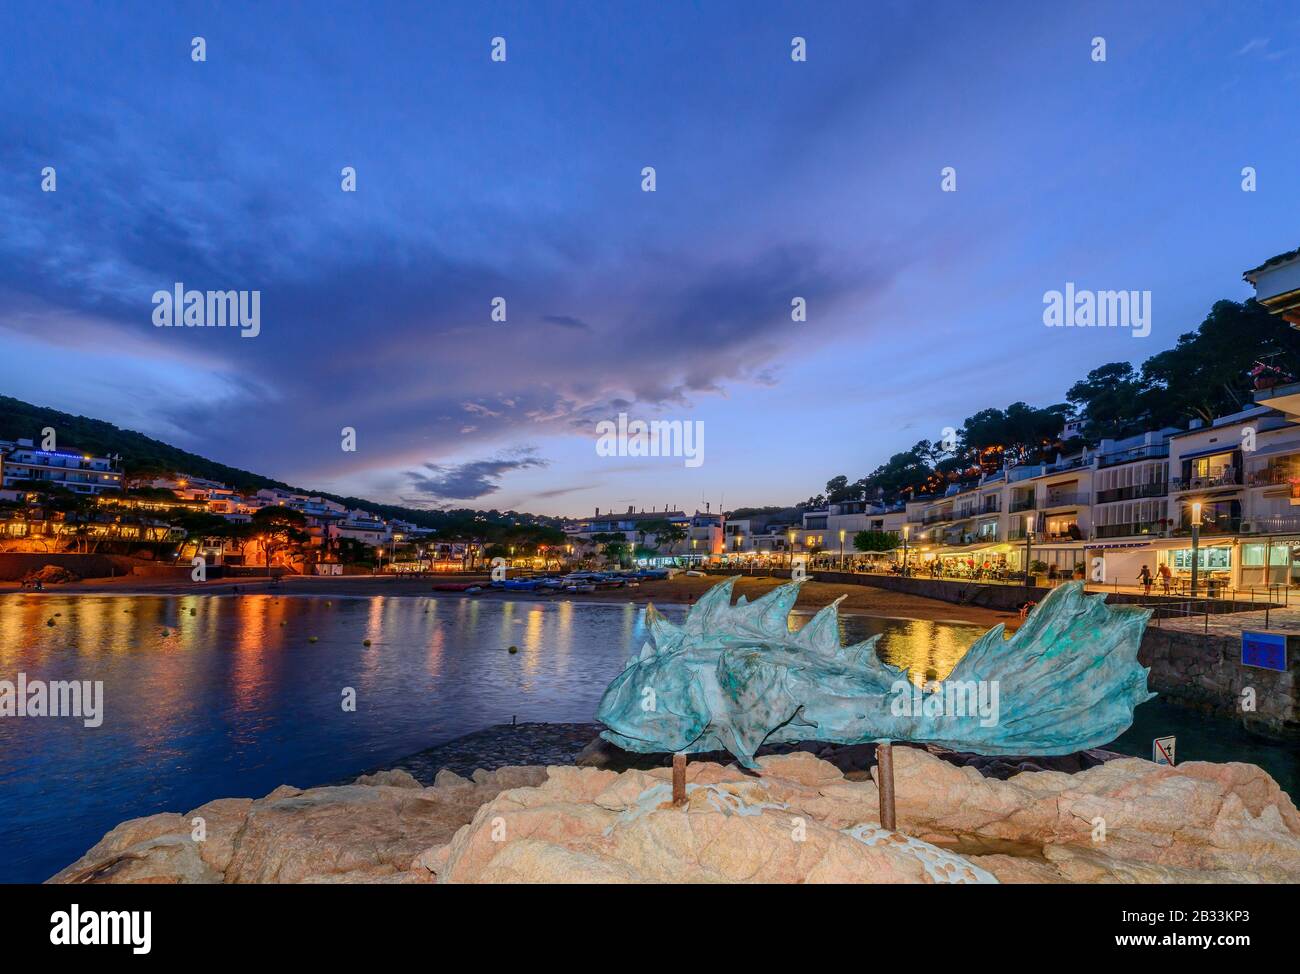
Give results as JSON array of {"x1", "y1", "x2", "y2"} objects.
[{"x1": 911, "y1": 582, "x2": 1155, "y2": 756}]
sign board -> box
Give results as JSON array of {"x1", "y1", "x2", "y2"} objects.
[
  {"x1": 1153, "y1": 736, "x2": 1176, "y2": 766},
  {"x1": 1241, "y1": 630, "x2": 1288, "y2": 672}
]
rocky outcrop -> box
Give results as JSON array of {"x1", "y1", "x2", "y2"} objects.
[
  {"x1": 49, "y1": 766, "x2": 546, "y2": 884},
  {"x1": 50, "y1": 749, "x2": 1300, "y2": 884}
]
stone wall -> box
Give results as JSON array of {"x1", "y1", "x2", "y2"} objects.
[
  {"x1": 0, "y1": 553, "x2": 139, "y2": 581},
  {"x1": 1139, "y1": 627, "x2": 1298, "y2": 741}
]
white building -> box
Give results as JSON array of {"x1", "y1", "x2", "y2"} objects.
[{"x1": 0, "y1": 439, "x2": 123, "y2": 496}]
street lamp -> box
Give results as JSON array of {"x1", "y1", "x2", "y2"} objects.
[
  {"x1": 839, "y1": 528, "x2": 845, "y2": 570},
  {"x1": 787, "y1": 528, "x2": 796, "y2": 570},
  {"x1": 1023, "y1": 513, "x2": 1034, "y2": 584},
  {"x1": 902, "y1": 524, "x2": 910, "y2": 576},
  {"x1": 1190, "y1": 501, "x2": 1202, "y2": 598}
]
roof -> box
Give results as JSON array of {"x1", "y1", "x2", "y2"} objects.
[
  {"x1": 1244, "y1": 246, "x2": 1300, "y2": 281},
  {"x1": 584, "y1": 510, "x2": 687, "y2": 523}
]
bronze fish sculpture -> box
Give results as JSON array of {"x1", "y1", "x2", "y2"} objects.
[{"x1": 596, "y1": 578, "x2": 1153, "y2": 767}]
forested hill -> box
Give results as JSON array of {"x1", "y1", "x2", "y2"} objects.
[
  {"x1": 0, "y1": 394, "x2": 293, "y2": 492},
  {"x1": 0, "y1": 395, "x2": 560, "y2": 530}
]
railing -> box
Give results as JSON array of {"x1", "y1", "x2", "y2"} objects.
[
  {"x1": 1009, "y1": 498, "x2": 1036, "y2": 512},
  {"x1": 1244, "y1": 515, "x2": 1300, "y2": 534},
  {"x1": 1042, "y1": 492, "x2": 1091, "y2": 507},
  {"x1": 1169, "y1": 470, "x2": 1240, "y2": 492},
  {"x1": 1094, "y1": 521, "x2": 1165, "y2": 539},
  {"x1": 1096, "y1": 445, "x2": 1170, "y2": 469},
  {"x1": 1171, "y1": 517, "x2": 1242, "y2": 536},
  {"x1": 1247, "y1": 466, "x2": 1300, "y2": 488},
  {"x1": 922, "y1": 511, "x2": 954, "y2": 524},
  {"x1": 1038, "y1": 528, "x2": 1082, "y2": 542},
  {"x1": 1095, "y1": 482, "x2": 1168, "y2": 503}
]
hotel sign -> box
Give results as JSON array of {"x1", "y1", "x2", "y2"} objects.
[{"x1": 1241, "y1": 630, "x2": 1288, "y2": 673}]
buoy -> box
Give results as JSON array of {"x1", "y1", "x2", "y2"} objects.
[
  {"x1": 280, "y1": 620, "x2": 287, "y2": 627},
  {"x1": 325, "y1": 600, "x2": 332, "y2": 607},
  {"x1": 308, "y1": 636, "x2": 318, "y2": 643},
  {"x1": 46, "y1": 618, "x2": 55, "y2": 627},
  {"x1": 508, "y1": 645, "x2": 518, "y2": 654},
  {"x1": 161, "y1": 629, "x2": 170, "y2": 637},
  {"x1": 189, "y1": 608, "x2": 196, "y2": 616},
  {"x1": 363, "y1": 639, "x2": 372, "y2": 646}
]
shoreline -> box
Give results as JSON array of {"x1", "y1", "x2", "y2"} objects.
[{"x1": 0, "y1": 572, "x2": 1024, "y2": 630}]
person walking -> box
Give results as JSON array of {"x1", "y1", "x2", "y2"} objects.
[
  {"x1": 1138, "y1": 565, "x2": 1153, "y2": 596},
  {"x1": 1157, "y1": 562, "x2": 1172, "y2": 595}
]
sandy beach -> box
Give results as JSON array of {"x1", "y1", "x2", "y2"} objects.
[{"x1": 0, "y1": 570, "x2": 1022, "y2": 629}]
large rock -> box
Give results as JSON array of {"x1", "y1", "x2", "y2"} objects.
[
  {"x1": 431, "y1": 767, "x2": 987, "y2": 884},
  {"x1": 884, "y1": 747, "x2": 1300, "y2": 881},
  {"x1": 50, "y1": 748, "x2": 1300, "y2": 884},
  {"x1": 48, "y1": 766, "x2": 546, "y2": 884}
]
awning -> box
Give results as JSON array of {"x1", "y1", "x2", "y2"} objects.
[{"x1": 1246, "y1": 441, "x2": 1300, "y2": 460}]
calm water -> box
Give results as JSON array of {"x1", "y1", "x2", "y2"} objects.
[{"x1": 0, "y1": 593, "x2": 1294, "y2": 883}]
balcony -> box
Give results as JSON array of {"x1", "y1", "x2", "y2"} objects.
[
  {"x1": 1095, "y1": 521, "x2": 1166, "y2": 539},
  {"x1": 1172, "y1": 517, "x2": 1242, "y2": 536},
  {"x1": 1009, "y1": 497, "x2": 1036, "y2": 513},
  {"x1": 1169, "y1": 470, "x2": 1240, "y2": 493},
  {"x1": 1042, "y1": 491, "x2": 1090, "y2": 508},
  {"x1": 922, "y1": 511, "x2": 954, "y2": 525},
  {"x1": 1095, "y1": 482, "x2": 1168, "y2": 504},
  {"x1": 1247, "y1": 466, "x2": 1300, "y2": 489}
]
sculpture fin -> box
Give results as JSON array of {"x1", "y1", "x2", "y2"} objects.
[{"x1": 793, "y1": 597, "x2": 846, "y2": 655}]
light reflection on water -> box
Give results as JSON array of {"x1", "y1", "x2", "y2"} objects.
[{"x1": 0, "y1": 593, "x2": 986, "y2": 882}]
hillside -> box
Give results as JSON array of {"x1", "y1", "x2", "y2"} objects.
[{"x1": 0, "y1": 395, "x2": 560, "y2": 530}]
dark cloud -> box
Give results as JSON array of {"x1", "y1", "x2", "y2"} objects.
[
  {"x1": 404, "y1": 450, "x2": 548, "y2": 501},
  {"x1": 541, "y1": 314, "x2": 591, "y2": 331}
]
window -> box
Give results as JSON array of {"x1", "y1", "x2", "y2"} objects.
[
  {"x1": 1241, "y1": 544, "x2": 1290, "y2": 567},
  {"x1": 1172, "y1": 547, "x2": 1232, "y2": 570}
]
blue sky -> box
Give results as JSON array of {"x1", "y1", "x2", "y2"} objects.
[{"x1": 1, "y1": 1, "x2": 1297, "y2": 515}]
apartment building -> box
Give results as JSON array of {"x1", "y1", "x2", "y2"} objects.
[
  {"x1": 564, "y1": 507, "x2": 721, "y2": 562},
  {"x1": 0, "y1": 439, "x2": 123, "y2": 496}
]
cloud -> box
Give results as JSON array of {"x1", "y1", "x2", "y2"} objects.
[
  {"x1": 404, "y1": 450, "x2": 548, "y2": 501},
  {"x1": 541, "y1": 314, "x2": 591, "y2": 331}
]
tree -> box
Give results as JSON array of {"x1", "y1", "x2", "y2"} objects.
[
  {"x1": 590, "y1": 532, "x2": 629, "y2": 566},
  {"x1": 853, "y1": 530, "x2": 899, "y2": 553},
  {"x1": 251, "y1": 506, "x2": 308, "y2": 569},
  {"x1": 1066, "y1": 363, "x2": 1147, "y2": 441}
]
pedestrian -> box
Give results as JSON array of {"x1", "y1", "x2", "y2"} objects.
[
  {"x1": 1157, "y1": 562, "x2": 1172, "y2": 595},
  {"x1": 1138, "y1": 565, "x2": 1153, "y2": 596}
]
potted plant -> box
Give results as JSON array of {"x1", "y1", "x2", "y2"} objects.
[{"x1": 1027, "y1": 559, "x2": 1048, "y2": 586}]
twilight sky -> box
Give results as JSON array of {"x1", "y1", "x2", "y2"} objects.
[{"x1": 1, "y1": 1, "x2": 1297, "y2": 516}]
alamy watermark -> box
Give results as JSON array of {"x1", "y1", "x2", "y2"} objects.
[
  {"x1": 1043, "y1": 283, "x2": 1150, "y2": 338},
  {"x1": 890, "y1": 678, "x2": 1000, "y2": 727},
  {"x1": 595, "y1": 412, "x2": 704, "y2": 468},
  {"x1": 0, "y1": 673, "x2": 103, "y2": 727},
  {"x1": 152, "y1": 283, "x2": 261, "y2": 338}
]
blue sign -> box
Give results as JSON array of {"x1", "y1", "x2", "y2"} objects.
[{"x1": 1241, "y1": 631, "x2": 1288, "y2": 673}]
